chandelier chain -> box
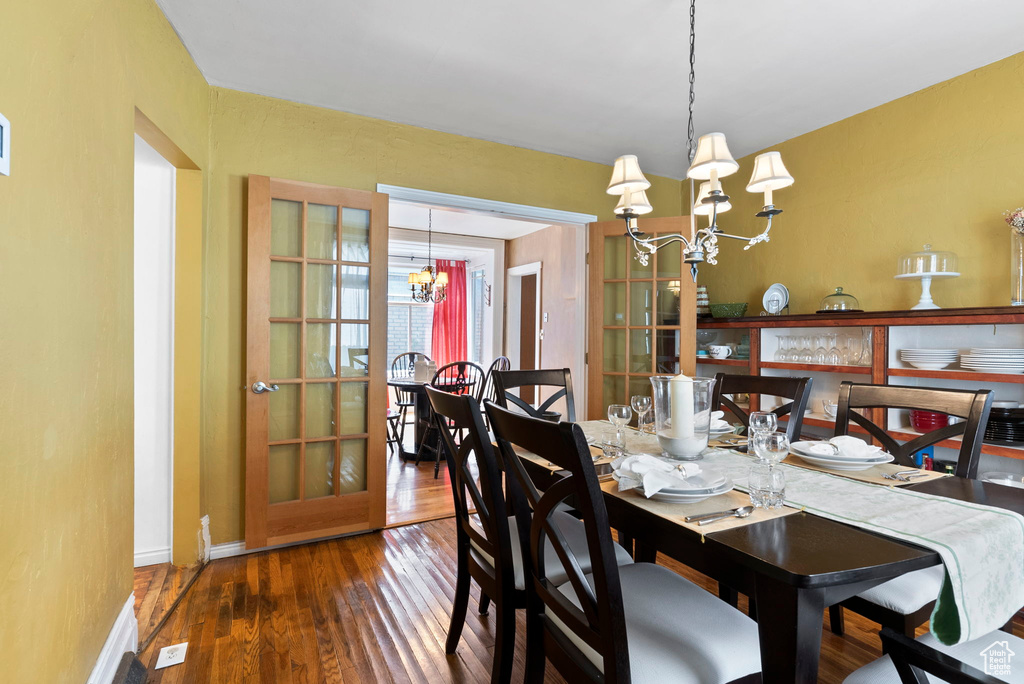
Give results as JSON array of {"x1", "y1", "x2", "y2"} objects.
[{"x1": 686, "y1": 0, "x2": 696, "y2": 164}]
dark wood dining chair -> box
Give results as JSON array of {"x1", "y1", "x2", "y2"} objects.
[
  {"x1": 711, "y1": 372, "x2": 812, "y2": 442},
  {"x1": 428, "y1": 389, "x2": 633, "y2": 684},
  {"x1": 390, "y1": 352, "x2": 430, "y2": 445},
  {"x1": 842, "y1": 626, "x2": 1020, "y2": 683},
  {"x1": 486, "y1": 402, "x2": 762, "y2": 684},
  {"x1": 416, "y1": 361, "x2": 485, "y2": 477},
  {"x1": 828, "y1": 380, "x2": 994, "y2": 638},
  {"x1": 492, "y1": 368, "x2": 576, "y2": 422}
]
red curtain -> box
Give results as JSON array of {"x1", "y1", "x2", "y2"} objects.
[{"x1": 431, "y1": 259, "x2": 467, "y2": 368}]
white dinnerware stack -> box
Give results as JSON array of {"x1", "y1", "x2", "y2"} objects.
[
  {"x1": 899, "y1": 348, "x2": 958, "y2": 370},
  {"x1": 788, "y1": 436, "x2": 895, "y2": 471},
  {"x1": 959, "y1": 348, "x2": 1024, "y2": 374}
]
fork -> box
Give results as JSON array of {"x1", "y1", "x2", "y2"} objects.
[{"x1": 882, "y1": 471, "x2": 929, "y2": 482}]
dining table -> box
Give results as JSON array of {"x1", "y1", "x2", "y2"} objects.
[
  {"x1": 516, "y1": 424, "x2": 1024, "y2": 684},
  {"x1": 388, "y1": 376, "x2": 480, "y2": 462}
]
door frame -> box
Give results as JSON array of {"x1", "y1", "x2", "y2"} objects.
[
  {"x1": 506, "y1": 262, "x2": 542, "y2": 372},
  {"x1": 133, "y1": 108, "x2": 204, "y2": 566}
]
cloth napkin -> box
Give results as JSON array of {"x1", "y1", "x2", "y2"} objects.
[
  {"x1": 827, "y1": 435, "x2": 883, "y2": 460},
  {"x1": 709, "y1": 410, "x2": 732, "y2": 433},
  {"x1": 612, "y1": 453, "x2": 702, "y2": 497}
]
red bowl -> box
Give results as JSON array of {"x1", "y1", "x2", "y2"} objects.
[{"x1": 909, "y1": 410, "x2": 948, "y2": 432}]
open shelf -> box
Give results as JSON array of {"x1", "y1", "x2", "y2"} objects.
[
  {"x1": 888, "y1": 425, "x2": 1024, "y2": 461},
  {"x1": 888, "y1": 367, "x2": 1024, "y2": 384},
  {"x1": 695, "y1": 357, "x2": 749, "y2": 367},
  {"x1": 761, "y1": 361, "x2": 872, "y2": 375}
]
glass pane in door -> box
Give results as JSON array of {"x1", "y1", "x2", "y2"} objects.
[
  {"x1": 341, "y1": 208, "x2": 370, "y2": 262},
  {"x1": 271, "y1": 200, "x2": 302, "y2": 257},
  {"x1": 304, "y1": 441, "x2": 335, "y2": 499},
  {"x1": 268, "y1": 444, "x2": 300, "y2": 503},
  {"x1": 307, "y1": 264, "x2": 338, "y2": 319},
  {"x1": 307, "y1": 204, "x2": 338, "y2": 260},
  {"x1": 338, "y1": 439, "x2": 367, "y2": 493}
]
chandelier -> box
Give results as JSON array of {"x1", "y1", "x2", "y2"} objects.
[
  {"x1": 605, "y1": 0, "x2": 794, "y2": 281},
  {"x1": 408, "y1": 208, "x2": 448, "y2": 303}
]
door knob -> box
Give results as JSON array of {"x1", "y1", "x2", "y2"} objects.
[{"x1": 252, "y1": 381, "x2": 280, "y2": 394}]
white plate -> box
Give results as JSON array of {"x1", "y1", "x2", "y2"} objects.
[
  {"x1": 790, "y1": 452, "x2": 895, "y2": 471},
  {"x1": 710, "y1": 426, "x2": 736, "y2": 436},
  {"x1": 611, "y1": 469, "x2": 728, "y2": 495},
  {"x1": 905, "y1": 361, "x2": 954, "y2": 370},
  {"x1": 790, "y1": 441, "x2": 891, "y2": 463},
  {"x1": 762, "y1": 283, "x2": 789, "y2": 314},
  {"x1": 971, "y1": 348, "x2": 1024, "y2": 354},
  {"x1": 647, "y1": 481, "x2": 734, "y2": 503}
]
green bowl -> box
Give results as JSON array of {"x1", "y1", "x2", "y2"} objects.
[{"x1": 710, "y1": 302, "x2": 748, "y2": 318}]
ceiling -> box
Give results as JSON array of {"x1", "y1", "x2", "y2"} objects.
[
  {"x1": 157, "y1": 0, "x2": 1024, "y2": 178},
  {"x1": 389, "y1": 201, "x2": 552, "y2": 240}
]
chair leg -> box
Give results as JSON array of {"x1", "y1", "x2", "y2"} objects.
[
  {"x1": 434, "y1": 443, "x2": 443, "y2": 479},
  {"x1": 478, "y1": 592, "x2": 491, "y2": 616},
  {"x1": 718, "y1": 583, "x2": 739, "y2": 608},
  {"x1": 490, "y1": 604, "x2": 515, "y2": 684},
  {"x1": 414, "y1": 425, "x2": 435, "y2": 466},
  {"x1": 829, "y1": 605, "x2": 845, "y2": 636},
  {"x1": 445, "y1": 552, "x2": 471, "y2": 654},
  {"x1": 748, "y1": 596, "x2": 758, "y2": 622},
  {"x1": 524, "y1": 601, "x2": 546, "y2": 683}
]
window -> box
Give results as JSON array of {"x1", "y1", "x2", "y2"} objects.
[
  {"x1": 467, "y1": 268, "x2": 485, "y2": 365},
  {"x1": 387, "y1": 268, "x2": 432, "y2": 369}
]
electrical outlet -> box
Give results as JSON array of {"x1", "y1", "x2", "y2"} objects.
[{"x1": 155, "y1": 643, "x2": 188, "y2": 669}]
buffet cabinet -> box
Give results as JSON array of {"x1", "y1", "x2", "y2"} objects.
[{"x1": 695, "y1": 307, "x2": 1024, "y2": 467}]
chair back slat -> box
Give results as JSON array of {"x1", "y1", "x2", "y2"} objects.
[
  {"x1": 432, "y1": 361, "x2": 485, "y2": 396},
  {"x1": 486, "y1": 403, "x2": 629, "y2": 680},
  {"x1": 391, "y1": 352, "x2": 430, "y2": 403},
  {"x1": 426, "y1": 387, "x2": 511, "y2": 579},
  {"x1": 879, "y1": 627, "x2": 1004, "y2": 684},
  {"x1": 835, "y1": 381, "x2": 993, "y2": 478},
  {"x1": 711, "y1": 373, "x2": 812, "y2": 442},
  {"x1": 492, "y1": 368, "x2": 576, "y2": 421},
  {"x1": 479, "y1": 356, "x2": 512, "y2": 403}
]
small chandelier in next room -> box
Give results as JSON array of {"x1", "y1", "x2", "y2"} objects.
[
  {"x1": 408, "y1": 208, "x2": 448, "y2": 303},
  {"x1": 605, "y1": 0, "x2": 795, "y2": 281}
]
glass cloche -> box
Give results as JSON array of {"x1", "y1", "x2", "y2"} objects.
[
  {"x1": 819, "y1": 287, "x2": 861, "y2": 312},
  {"x1": 897, "y1": 244, "x2": 959, "y2": 276}
]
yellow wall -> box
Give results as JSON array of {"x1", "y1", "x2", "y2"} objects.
[
  {"x1": 698, "y1": 51, "x2": 1024, "y2": 314},
  {"x1": 0, "y1": 1, "x2": 208, "y2": 681},
  {"x1": 201, "y1": 87, "x2": 682, "y2": 543}
]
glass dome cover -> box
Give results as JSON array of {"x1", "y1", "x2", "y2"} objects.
[
  {"x1": 820, "y1": 287, "x2": 861, "y2": 311},
  {"x1": 897, "y1": 244, "x2": 959, "y2": 276}
]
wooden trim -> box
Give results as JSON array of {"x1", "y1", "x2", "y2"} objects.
[
  {"x1": 888, "y1": 368, "x2": 1024, "y2": 384},
  {"x1": 697, "y1": 306, "x2": 1024, "y2": 329},
  {"x1": 375, "y1": 183, "x2": 598, "y2": 225},
  {"x1": 761, "y1": 362, "x2": 872, "y2": 375},
  {"x1": 697, "y1": 357, "x2": 748, "y2": 367},
  {"x1": 134, "y1": 108, "x2": 199, "y2": 170},
  {"x1": 871, "y1": 325, "x2": 890, "y2": 436},
  {"x1": 245, "y1": 174, "x2": 272, "y2": 549},
  {"x1": 366, "y1": 190, "x2": 389, "y2": 528}
]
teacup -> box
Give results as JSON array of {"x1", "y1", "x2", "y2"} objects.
[
  {"x1": 708, "y1": 345, "x2": 733, "y2": 359},
  {"x1": 822, "y1": 400, "x2": 838, "y2": 419}
]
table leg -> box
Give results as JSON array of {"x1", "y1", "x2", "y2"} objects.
[
  {"x1": 400, "y1": 389, "x2": 434, "y2": 462},
  {"x1": 754, "y1": 575, "x2": 826, "y2": 684}
]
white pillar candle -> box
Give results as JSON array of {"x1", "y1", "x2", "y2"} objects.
[{"x1": 670, "y1": 374, "x2": 694, "y2": 439}]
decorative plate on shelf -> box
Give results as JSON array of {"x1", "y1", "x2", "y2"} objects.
[{"x1": 762, "y1": 283, "x2": 789, "y2": 315}]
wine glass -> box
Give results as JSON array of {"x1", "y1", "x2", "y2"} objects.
[
  {"x1": 630, "y1": 395, "x2": 652, "y2": 434},
  {"x1": 608, "y1": 405, "x2": 632, "y2": 448},
  {"x1": 798, "y1": 335, "x2": 814, "y2": 363},
  {"x1": 748, "y1": 411, "x2": 778, "y2": 437},
  {"x1": 826, "y1": 333, "x2": 842, "y2": 365},
  {"x1": 774, "y1": 335, "x2": 788, "y2": 362},
  {"x1": 753, "y1": 431, "x2": 791, "y2": 464},
  {"x1": 814, "y1": 334, "x2": 828, "y2": 365}
]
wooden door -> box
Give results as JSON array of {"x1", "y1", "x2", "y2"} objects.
[
  {"x1": 587, "y1": 217, "x2": 696, "y2": 420},
  {"x1": 245, "y1": 175, "x2": 387, "y2": 549}
]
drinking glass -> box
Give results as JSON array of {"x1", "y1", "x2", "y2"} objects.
[
  {"x1": 798, "y1": 335, "x2": 814, "y2": 363},
  {"x1": 748, "y1": 462, "x2": 786, "y2": 509},
  {"x1": 814, "y1": 334, "x2": 828, "y2": 364},
  {"x1": 838, "y1": 335, "x2": 851, "y2": 365},
  {"x1": 752, "y1": 431, "x2": 790, "y2": 464},
  {"x1": 825, "y1": 333, "x2": 842, "y2": 365},
  {"x1": 748, "y1": 411, "x2": 778, "y2": 437},
  {"x1": 858, "y1": 328, "x2": 873, "y2": 366},
  {"x1": 774, "y1": 335, "x2": 787, "y2": 362},
  {"x1": 630, "y1": 395, "x2": 653, "y2": 434},
  {"x1": 608, "y1": 405, "x2": 632, "y2": 448}
]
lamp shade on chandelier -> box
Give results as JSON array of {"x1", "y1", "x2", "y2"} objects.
[
  {"x1": 604, "y1": 0, "x2": 794, "y2": 280},
  {"x1": 408, "y1": 208, "x2": 448, "y2": 303}
]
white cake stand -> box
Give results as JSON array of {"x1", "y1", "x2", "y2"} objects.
[{"x1": 894, "y1": 271, "x2": 960, "y2": 310}]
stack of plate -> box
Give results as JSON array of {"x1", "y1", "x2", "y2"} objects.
[
  {"x1": 789, "y1": 441, "x2": 895, "y2": 471},
  {"x1": 960, "y1": 349, "x2": 1024, "y2": 374},
  {"x1": 613, "y1": 468, "x2": 733, "y2": 503},
  {"x1": 899, "y1": 348, "x2": 958, "y2": 370},
  {"x1": 984, "y1": 407, "x2": 1024, "y2": 445}
]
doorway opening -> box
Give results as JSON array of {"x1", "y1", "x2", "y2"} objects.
[
  {"x1": 379, "y1": 188, "x2": 595, "y2": 528},
  {"x1": 506, "y1": 262, "x2": 542, "y2": 403}
]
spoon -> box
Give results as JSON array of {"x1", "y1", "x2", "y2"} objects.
[{"x1": 685, "y1": 505, "x2": 755, "y2": 526}]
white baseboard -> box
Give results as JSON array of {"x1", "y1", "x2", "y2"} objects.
[
  {"x1": 133, "y1": 547, "x2": 171, "y2": 567},
  {"x1": 210, "y1": 540, "x2": 246, "y2": 560},
  {"x1": 87, "y1": 593, "x2": 138, "y2": 684}
]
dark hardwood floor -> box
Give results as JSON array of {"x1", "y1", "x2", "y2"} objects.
[
  {"x1": 385, "y1": 425, "x2": 479, "y2": 527},
  {"x1": 133, "y1": 517, "x2": 1023, "y2": 683},
  {"x1": 134, "y1": 561, "x2": 202, "y2": 645}
]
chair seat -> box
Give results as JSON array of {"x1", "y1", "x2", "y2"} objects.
[
  {"x1": 858, "y1": 565, "x2": 945, "y2": 614},
  {"x1": 470, "y1": 510, "x2": 633, "y2": 591},
  {"x1": 844, "y1": 630, "x2": 1024, "y2": 683},
  {"x1": 387, "y1": 408, "x2": 401, "y2": 419},
  {"x1": 554, "y1": 563, "x2": 761, "y2": 684}
]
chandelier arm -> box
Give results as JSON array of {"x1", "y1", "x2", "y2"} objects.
[{"x1": 623, "y1": 219, "x2": 692, "y2": 249}]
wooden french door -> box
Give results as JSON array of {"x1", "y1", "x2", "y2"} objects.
[
  {"x1": 587, "y1": 217, "x2": 697, "y2": 420},
  {"x1": 245, "y1": 176, "x2": 387, "y2": 549}
]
